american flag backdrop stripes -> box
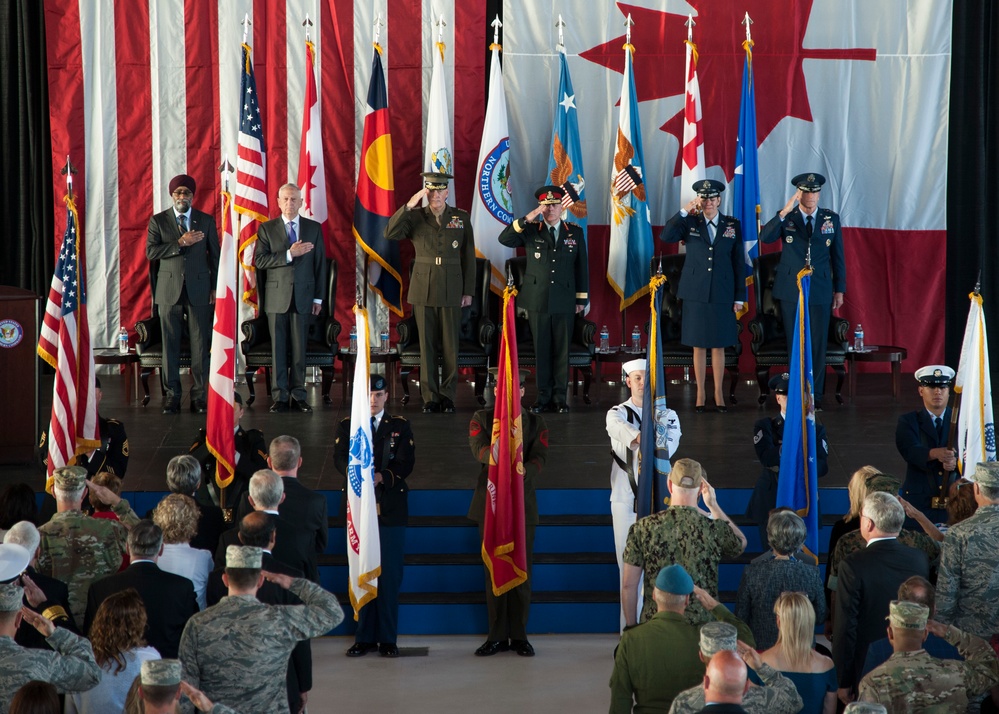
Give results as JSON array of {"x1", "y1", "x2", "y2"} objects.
[
  {"x1": 43, "y1": 0, "x2": 485, "y2": 347},
  {"x1": 37, "y1": 194, "x2": 99, "y2": 489},
  {"x1": 234, "y1": 41, "x2": 267, "y2": 310}
]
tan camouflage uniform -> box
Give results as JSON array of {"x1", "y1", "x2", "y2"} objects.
[
  {"x1": 36, "y1": 498, "x2": 139, "y2": 624},
  {"x1": 936, "y1": 503, "x2": 999, "y2": 639},
  {"x1": 826, "y1": 527, "x2": 940, "y2": 591},
  {"x1": 623, "y1": 506, "x2": 744, "y2": 625},
  {"x1": 857, "y1": 623, "x2": 999, "y2": 712},
  {"x1": 179, "y1": 578, "x2": 344, "y2": 714},
  {"x1": 667, "y1": 662, "x2": 803, "y2": 714},
  {"x1": 0, "y1": 627, "x2": 101, "y2": 711}
]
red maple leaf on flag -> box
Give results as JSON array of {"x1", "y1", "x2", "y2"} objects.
[{"x1": 580, "y1": 1, "x2": 876, "y2": 181}]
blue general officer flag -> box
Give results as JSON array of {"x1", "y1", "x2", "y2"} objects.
[
  {"x1": 636, "y1": 273, "x2": 670, "y2": 517},
  {"x1": 777, "y1": 268, "x2": 820, "y2": 559},
  {"x1": 547, "y1": 49, "x2": 587, "y2": 242},
  {"x1": 733, "y1": 38, "x2": 760, "y2": 293}
]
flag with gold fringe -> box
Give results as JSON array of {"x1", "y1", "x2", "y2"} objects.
[
  {"x1": 636, "y1": 270, "x2": 670, "y2": 517},
  {"x1": 955, "y1": 290, "x2": 996, "y2": 473}
]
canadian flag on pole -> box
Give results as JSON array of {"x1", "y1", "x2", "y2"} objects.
[
  {"x1": 679, "y1": 14, "x2": 705, "y2": 211},
  {"x1": 298, "y1": 38, "x2": 328, "y2": 241}
]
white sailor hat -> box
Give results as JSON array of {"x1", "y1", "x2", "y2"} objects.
[
  {"x1": 914, "y1": 365, "x2": 955, "y2": 386},
  {"x1": 622, "y1": 359, "x2": 647, "y2": 379}
]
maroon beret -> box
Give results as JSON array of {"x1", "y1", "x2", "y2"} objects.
[{"x1": 169, "y1": 174, "x2": 196, "y2": 194}]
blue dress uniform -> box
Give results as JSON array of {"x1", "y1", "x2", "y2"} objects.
[
  {"x1": 333, "y1": 375, "x2": 415, "y2": 656},
  {"x1": 759, "y1": 173, "x2": 846, "y2": 402},
  {"x1": 499, "y1": 185, "x2": 588, "y2": 412},
  {"x1": 660, "y1": 182, "x2": 745, "y2": 348}
]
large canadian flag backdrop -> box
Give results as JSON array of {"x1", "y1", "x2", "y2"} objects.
[{"x1": 504, "y1": 0, "x2": 950, "y2": 371}]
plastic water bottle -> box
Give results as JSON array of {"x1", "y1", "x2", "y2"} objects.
[
  {"x1": 853, "y1": 324, "x2": 864, "y2": 352},
  {"x1": 379, "y1": 328, "x2": 390, "y2": 354},
  {"x1": 348, "y1": 326, "x2": 358, "y2": 354},
  {"x1": 599, "y1": 325, "x2": 610, "y2": 353},
  {"x1": 117, "y1": 326, "x2": 129, "y2": 354},
  {"x1": 631, "y1": 325, "x2": 641, "y2": 353}
]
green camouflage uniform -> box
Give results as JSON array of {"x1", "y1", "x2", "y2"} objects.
[
  {"x1": 623, "y1": 507, "x2": 744, "y2": 624},
  {"x1": 667, "y1": 662, "x2": 803, "y2": 714},
  {"x1": 179, "y1": 578, "x2": 344, "y2": 714},
  {"x1": 826, "y1": 527, "x2": 940, "y2": 592},
  {"x1": 36, "y1": 499, "x2": 139, "y2": 624},
  {"x1": 857, "y1": 624, "x2": 999, "y2": 711},
  {"x1": 0, "y1": 628, "x2": 101, "y2": 711},
  {"x1": 936, "y1": 503, "x2": 999, "y2": 639}
]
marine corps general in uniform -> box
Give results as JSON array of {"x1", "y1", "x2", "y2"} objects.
[
  {"x1": 385, "y1": 171, "x2": 476, "y2": 414},
  {"x1": 499, "y1": 184, "x2": 588, "y2": 414}
]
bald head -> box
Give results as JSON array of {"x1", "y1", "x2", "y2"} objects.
[{"x1": 703, "y1": 650, "x2": 748, "y2": 704}]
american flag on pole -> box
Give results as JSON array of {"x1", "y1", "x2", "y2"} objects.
[
  {"x1": 38, "y1": 193, "x2": 99, "y2": 492},
  {"x1": 679, "y1": 15, "x2": 705, "y2": 214},
  {"x1": 206, "y1": 187, "x2": 238, "y2": 491},
  {"x1": 297, "y1": 39, "x2": 329, "y2": 244},
  {"x1": 234, "y1": 41, "x2": 267, "y2": 310},
  {"x1": 345, "y1": 305, "x2": 380, "y2": 618}
]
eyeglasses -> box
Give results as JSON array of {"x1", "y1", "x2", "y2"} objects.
[{"x1": 171, "y1": 189, "x2": 193, "y2": 197}]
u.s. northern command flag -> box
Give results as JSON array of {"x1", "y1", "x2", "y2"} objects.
[
  {"x1": 346, "y1": 306, "x2": 380, "y2": 618},
  {"x1": 955, "y1": 291, "x2": 997, "y2": 473},
  {"x1": 470, "y1": 40, "x2": 514, "y2": 294},
  {"x1": 354, "y1": 45, "x2": 403, "y2": 316},
  {"x1": 482, "y1": 284, "x2": 528, "y2": 595},
  {"x1": 777, "y1": 267, "x2": 820, "y2": 560}
]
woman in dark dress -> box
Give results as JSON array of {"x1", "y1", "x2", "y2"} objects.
[{"x1": 660, "y1": 180, "x2": 745, "y2": 412}]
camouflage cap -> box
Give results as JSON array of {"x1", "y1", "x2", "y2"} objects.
[
  {"x1": 843, "y1": 704, "x2": 887, "y2": 714},
  {"x1": 864, "y1": 472, "x2": 901, "y2": 495},
  {"x1": 887, "y1": 600, "x2": 929, "y2": 630},
  {"x1": 0, "y1": 544, "x2": 31, "y2": 583},
  {"x1": 53, "y1": 465, "x2": 88, "y2": 492},
  {"x1": 972, "y1": 462, "x2": 999, "y2": 488},
  {"x1": 699, "y1": 621, "x2": 738, "y2": 657},
  {"x1": 0, "y1": 583, "x2": 23, "y2": 612},
  {"x1": 226, "y1": 545, "x2": 262, "y2": 569},
  {"x1": 141, "y1": 659, "x2": 182, "y2": 686},
  {"x1": 669, "y1": 458, "x2": 704, "y2": 489}
]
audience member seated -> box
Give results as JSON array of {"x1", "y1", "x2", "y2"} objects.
[
  {"x1": 4, "y1": 523, "x2": 77, "y2": 648},
  {"x1": 9, "y1": 680, "x2": 60, "y2": 714},
  {"x1": 946, "y1": 478, "x2": 979, "y2": 525},
  {"x1": 135, "y1": 659, "x2": 229, "y2": 714},
  {"x1": 89, "y1": 472, "x2": 129, "y2": 570},
  {"x1": 756, "y1": 592, "x2": 836, "y2": 714},
  {"x1": 736, "y1": 510, "x2": 826, "y2": 650},
  {"x1": 152, "y1": 494, "x2": 213, "y2": 610},
  {"x1": 0, "y1": 484, "x2": 38, "y2": 538},
  {"x1": 84, "y1": 520, "x2": 198, "y2": 659},
  {"x1": 699, "y1": 650, "x2": 751, "y2": 714},
  {"x1": 65, "y1": 589, "x2": 160, "y2": 714},
  {"x1": 161, "y1": 454, "x2": 226, "y2": 555}
]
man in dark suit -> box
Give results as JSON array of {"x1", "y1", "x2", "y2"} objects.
[
  {"x1": 468, "y1": 370, "x2": 548, "y2": 657},
  {"x1": 747, "y1": 373, "x2": 829, "y2": 549},
  {"x1": 385, "y1": 171, "x2": 476, "y2": 414},
  {"x1": 145, "y1": 174, "x2": 220, "y2": 415},
  {"x1": 205, "y1": 512, "x2": 312, "y2": 714},
  {"x1": 254, "y1": 183, "x2": 327, "y2": 413},
  {"x1": 84, "y1": 520, "x2": 198, "y2": 658},
  {"x1": 499, "y1": 185, "x2": 588, "y2": 414},
  {"x1": 215, "y1": 470, "x2": 311, "y2": 578},
  {"x1": 693, "y1": 650, "x2": 751, "y2": 714},
  {"x1": 334, "y1": 374, "x2": 415, "y2": 657},
  {"x1": 759, "y1": 172, "x2": 846, "y2": 408},
  {"x1": 833, "y1": 491, "x2": 930, "y2": 704},
  {"x1": 895, "y1": 365, "x2": 957, "y2": 524},
  {"x1": 235, "y1": 436, "x2": 328, "y2": 582}
]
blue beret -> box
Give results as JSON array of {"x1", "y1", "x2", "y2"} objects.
[{"x1": 655, "y1": 564, "x2": 694, "y2": 595}]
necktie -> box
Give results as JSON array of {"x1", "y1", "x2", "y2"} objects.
[
  {"x1": 287, "y1": 222, "x2": 297, "y2": 244},
  {"x1": 177, "y1": 214, "x2": 187, "y2": 233},
  {"x1": 806, "y1": 215, "x2": 813, "y2": 237},
  {"x1": 549, "y1": 225, "x2": 557, "y2": 243},
  {"x1": 934, "y1": 416, "x2": 943, "y2": 441},
  {"x1": 371, "y1": 416, "x2": 377, "y2": 432},
  {"x1": 708, "y1": 220, "x2": 716, "y2": 244}
]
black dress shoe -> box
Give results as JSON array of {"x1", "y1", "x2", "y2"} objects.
[
  {"x1": 190, "y1": 400, "x2": 207, "y2": 414},
  {"x1": 440, "y1": 398, "x2": 456, "y2": 414},
  {"x1": 291, "y1": 399, "x2": 313, "y2": 413},
  {"x1": 346, "y1": 642, "x2": 377, "y2": 657},
  {"x1": 554, "y1": 402, "x2": 569, "y2": 414},
  {"x1": 422, "y1": 401, "x2": 441, "y2": 413},
  {"x1": 269, "y1": 401, "x2": 289, "y2": 413},
  {"x1": 511, "y1": 639, "x2": 535, "y2": 657},
  {"x1": 716, "y1": 405, "x2": 728, "y2": 413},
  {"x1": 474, "y1": 640, "x2": 509, "y2": 657},
  {"x1": 529, "y1": 402, "x2": 549, "y2": 414},
  {"x1": 814, "y1": 400, "x2": 824, "y2": 412},
  {"x1": 694, "y1": 405, "x2": 705, "y2": 414},
  {"x1": 379, "y1": 643, "x2": 400, "y2": 657},
  {"x1": 162, "y1": 401, "x2": 180, "y2": 415}
]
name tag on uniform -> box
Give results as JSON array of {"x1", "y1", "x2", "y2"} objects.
[{"x1": 447, "y1": 216, "x2": 464, "y2": 229}]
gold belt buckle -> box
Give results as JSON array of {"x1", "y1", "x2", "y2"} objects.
[{"x1": 435, "y1": 256, "x2": 442, "y2": 265}]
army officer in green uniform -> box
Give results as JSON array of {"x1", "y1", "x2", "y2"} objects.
[
  {"x1": 386, "y1": 172, "x2": 476, "y2": 414},
  {"x1": 499, "y1": 185, "x2": 588, "y2": 413}
]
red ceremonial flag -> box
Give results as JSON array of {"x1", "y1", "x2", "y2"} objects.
[
  {"x1": 234, "y1": 42, "x2": 267, "y2": 310},
  {"x1": 679, "y1": 15, "x2": 705, "y2": 214},
  {"x1": 481, "y1": 284, "x2": 528, "y2": 596},
  {"x1": 38, "y1": 192, "x2": 99, "y2": 492},
  {"x1": 297, "y1": 39, "x2": 329, "y2": 243},
  {"x1": 205, "y1": 188, "x2": 238, "y2": 491}
]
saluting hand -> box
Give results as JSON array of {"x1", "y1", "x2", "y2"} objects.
[
  {"x1": 20, "y1": 607, "x2": 55, "y2": 638},
  {"x1": 779, "y1": 190, "x2": 802, "y2": 219},
  {"x1": 525, "y1": 205, "x2": 545, "y2": 222},
  {"x1": 407, "y1": 187, "x2": 429, "y2": 209}
]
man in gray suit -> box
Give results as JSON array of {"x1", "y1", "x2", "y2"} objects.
[
  {"x1": 254, "y1": 184, "x2": 327, "y2": 413},
  {"x1": 146, "y1": 174, "x2": 220, "y2": 415}
]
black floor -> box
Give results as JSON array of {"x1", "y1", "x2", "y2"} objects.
[{"x1": 3, "y1": 367, "x2": 923, "y2": 493}]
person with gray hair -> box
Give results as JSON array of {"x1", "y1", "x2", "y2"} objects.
[
  {"x1": 161, "y1": 455, "x2": 227, "y2": 555},
  {"x1": 5, "y1": 523, "x2": 77, "y2": 649},
  {"x1": 166, "y1": 454, "x2": 203, "y2": 496},
  {"x1": 833, "y1": 491, "x2": 930, "y2": 704},
  {"x1": 248, "y1": 469, "x2": 284, "y2": 510},
  {"x1": 936, "y1": 461, "x2": 999, "y2": 639},
  {"x1": 736, "y1": 510, "x2": 826, "y2": 649},
  {"x1": 84, "y1": 520, "x2": 197, "y2": 659}
]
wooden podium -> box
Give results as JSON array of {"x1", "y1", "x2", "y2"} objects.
[{"x1": 0, "y1": 287, "x2": 41, "y2": 463}]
